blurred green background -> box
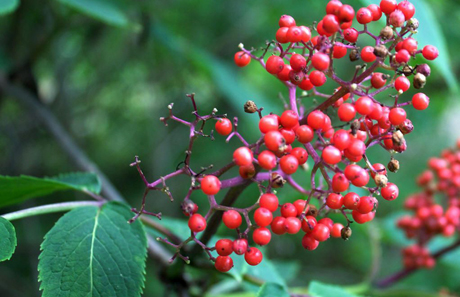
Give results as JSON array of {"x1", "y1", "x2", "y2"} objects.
[{"x1": 1, "y1": 0, "x2": 460, "y2": 296}]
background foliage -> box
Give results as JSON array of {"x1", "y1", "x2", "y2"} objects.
[{"x1": 0, "y1": 0, "x2": 459, "y2": 296}]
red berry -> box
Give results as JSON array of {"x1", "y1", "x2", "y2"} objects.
[
  {"x1": 343, "y1": 192, "x2": 361, "y2": 210},
  {"x1": 398, "y1": 1, "x2": 415, "y2": 20},
  {"x1": 259, "y1": 193, "x2": 279, "y2": 212},
  {"x1": 233, "y1": 147, "x2": 253, "y2": 167},
  {"x1": 395, "y1": 49, "x2": 410, "y2": 64},
  {"x1": 296, "y1": 125, "x2": 314, "y2": 143},
  {"x1": 371, "y1": 163, "x2": 387, "y2": 178},
  {"x1": 201, "y1": 175, "x2": 221, "y2": 195},
  {"x1": 245, "y1": 247, "x2": 263, "y2": 266},
  {"x1": 215, "y1": 118, "x2": 232, "y2": 136},
  {"x1": 279, "y1": 154, "x2": 299, "y2": 175},
  {"x1": 357, "y1": 7, "x2": 373, "y2": 24},
  {"x1": 239, "y1": 164, "x2": 255, "y2": 179},
  {"x1": 346, "y1": 138, "x2": 366, "y2": 156},
  {"x1": 234, "y1": 51, "x2": 251, "y2": 67},
  {"x1": 338, "y1": 103, "x2": 356, "y2": 122},
  {"x1": 223, "y1": 210, "x2": 242, "y2": 229},
  {"x1": 279, "y1": 15, "x2": 296, "y2": 27},
  {"x1": 332, "y1": 173, "x2": 350, "y2": 192},
  {"x1": 284, "y1": 217, "x2": 302, "y2": 234},
  {"x1": 307, "y1": 110, "x2": 326, "y2": 130},
  {"x1": 259, "y1": 115, "x2": 279, "y2": 133},
  {"x1": 280, "y1": 110, "x2": 299, "y2": 129},
  {"x1": 215, "y1": 239, "x2": 234, "y2": 256},
  {"x1": 368, "y1": 4, "x2": 382, "y2": 21},
  {"x1": 369, "y1": 103, "x2": 383, "y2": 120},
  {"x1": 326, "y1": 0, "x2": 343, "y2": 15},
  {"x1": 389, "y1": 9, "x2": 405, "y2": 27},
  {"x1": 355, "y1": 96, "x2": 374, "y2": 115},
  {"x1": 264, "y1": 130, "x2": 286, "y2": 152},
  {"x1": 326, "y1": 193, "x2": 344, "y2": 209},
  {"x1": 277, "y1": 64, "x2": 292, "y2": 81},
  {"x1": 302, "y1": 233, "x2": 319, "y2": 250},
  {"x1": 290, "y1": 54, "x2": 306, "y2": 72},
  {"x1": 291, "y1": 147, "x2": 309, "y2": 165},
  {"x1": 422, "y1": 45, "x2": 439, "y2": 60},
  {"x1": 322, "y1": 14, "x2": 340, "y2": 34},
  {"x1": 344, "y1": 164, "x2": 369, "y2": 187},
  {"x1": 301, "y1": 216, "x2": 317, "y2": 233},
  {"x1": 371, "y1": 72, "x2": 387, "y2": 89},
  {"x1": 412, "y1": 93, "x2": 429, "y2": 110},
  {"x1": 332, "y1": 129, "x2": 351, "y2": 150},
  {"x1": 361, "y1": 46, "x2": 376, "y2": 63},
  {"x1": 281, "y1": 203, "x2": 297, "y2": 218},
  {"x1": 322, "y1": 145, "x2": 342, "y2": 165},
  {"x1": 331, "y1": 223, "x2": 344, "y2": 238},
  {"x1": 338, "y1": 4, "x2": 355, "y2": 22},
  {"x1": 188, "y1": 214, "x2": 207, "y2": 232},
  {"x1": 293, "y1": 199, "x2": 307, "y2": 216},
  {"x1": 215, "y1": 256, "x2": 233, "y2": 272},
  {"x1": 403, "y1": 38, "x2": 418, "y2": 54},
  {"x1": 358, "y1": 196, "x2": 374, "y2": 214},
  {"x1": 299, "y1": 77, "x2": 314, "y2": 90},
  {"x1": 299, "y1": 26, "x2": 312, "y2": 42},
  {"x1": 271, "y1": 216, "x2": 287, "y2": 235},
  {"x1": 309, "y1": 70, "x2": 327, "y2": 86},
  {"x1": 233, "y1": 239, "x2": 248, "y2": 255},
  {"x1": 287, "y1": 26, "x2": 303, "y2": 43},
  {"x1": 253, "y1": 227, "x2": 272, "y2": 245},
  {"x1": 312, "y1": 224, "x2": 330, "y2": 241},
  {"x1": 389, "y1": 108, "x2": 407, "y2": 125},
  {"x1": 311, "y1": 53, "x2": 330, "y2": 71},
  {"x1": 381, "y1": 183, "x2": 399, "y2": 200},
  {"x1": 266, "y1": 55, "x2": 285, "y2": 74},
  {"x1": 258, "y1": 150, "x2": 277, "y2": 170},
  {"x1": 333, "y1": 43, "x2": 347, "y2": 59},
  {"x1": 343, "y1": 28, "x2": 358, "y2": 43},
  {"x1": 380, "y1": 0, "x2": 397, "y2": 14},
  {"x1": 254, "y1": 207, "x2": 273, "y2": 227},
  {"x1": 395, "y1": 76, "x2": 410, "y2": 92},
  {"x1": 276, "y1": 27, "x2": 289, "y2": 43}
]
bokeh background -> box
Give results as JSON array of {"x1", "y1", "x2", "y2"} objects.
[{"x1": 1, "y1": 0, "x2": 459, "y2": 296}]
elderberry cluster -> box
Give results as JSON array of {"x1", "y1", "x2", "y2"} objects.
[
  {"x1": 132, "y1": 0, "x2": 438, "y2": 273},
  {"x1": 397, "y1": 141, "x2": 460, "y2": 270}
]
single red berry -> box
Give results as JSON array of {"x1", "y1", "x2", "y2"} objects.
[
  {"x1": 215, "y1": 118, "x2": 233, "y2": 136},
  {"x1": 284, "y1": 217, "x2": 302, "y2": 234},
  {"x1": 332, "y1": 129, "x2": 351, "y2": 150},
  {"x1": 333, "y1": 43, "x2": 348, "y2": 59},
  {"x1": 215, "y1": 256, "x2": 233, "y2": 272},
  {"x1": 338, "y1": 103, "x2": 356, "y2": 122},
  {"x1": 326, "y1": 0, "x2": 343, "y2": 15},
  {"x1": 367, "y1": 4, "x2": 382, "y2": 21},
  {"x1": 381, "y1": 183, "x2": 399, "y2": 200},
  {"x1": 280, "y1": 110, "x2": 299, "y2": 129},
  {"x1": 266, "y1": 55, "x2": 285, "y2": 74},
  {"x1": 279, "y1": 15, "x2": 296, "y2": 27},
  {"x1": 301, "y1": 216, "x2": 317, "y2": 233},
  {"x1": 302, "y1": 233, "x2": 319, "y2": 250},
  {"x1": 244, "y1": 247, "x2": 263, "y2": 266},
  {"x1": 346, "y1": 138, "x2": 366, "y2": 156},
  {"x1": 281, "y1": 203, "x2": 297, "y2": 218},
  {"x1": 322, "y1": 14, "x2": 340, "y2": 34},
  {"x1": 215, "y1": 239, "x2": 234, "y2": 256},
  {"x1": 277, "y1": 64, "x2": 292, "y2": 81},
  {"x1": 290, "y1": 54, "x2": 306, "y2": 72},
  {"x1": 322, "y1": 145, "x2": 342, "y2": 165},
  {"x1": 371, "y1": 73, "x2": 387, "y2": 89},
  {"x1": 279, "y1": 154, "x2": 299, "y2": 175},
  {"x1": 188, "y1": 214, "x2": 207, "y2": 232},
  {"x1": 239, "y1": 164, "x2": 255, "y2": 179},
  {"x1": 395, "y1": 76, "x2": 410, "y2": 92},
  {"x1": 389, "y1": 107, "x2": 407, "y2": 125},
  {"x1": 343, "y1": 28, "x2": 358, "y2": 43},
  {"x1": 403, "y1": 37, "x2": 418, "y2": 54},
  {"x1": 361, "y1": 46, "x2": 376, "y2": 63},
  {"x1": 389, "y1": 9, "x2": 405, "y2": 27},
  {"x1": 233, "y1": 147, "x2": 253, "y2": 167},
  {"x1": 312, "y1": 224, "x2": 330, "y2": 242},
  {"x1": 352, "y1": 210, "x2": 375, "y2": 224},
  {"x1": 380, "y1": 0, "x2": 397, "y2": 14},
  {"x1": 355, "y1": 96, "x2": 374, "y2": 115},
  {"x1": 311, "y1": 53, "x2": 330, "y2": 71},
  {"x1": 309, "y1": 70, "x2": 327, "y2": 86},
  {"x1": 299, "y1": 77, "x2": 314, "y2": 90},
  {"x1": 293, "y1": 199, "x2": 307, "y2": 216},
  {"x1": 395, "y1": 49, "x2": 410, "y2": 64},
  {"x1": 264, "y1": 130, "x2": 286, "y2": 152},
  {"x1": 259, "y1": 193, "x2": 279, "y2": 212},
  {"x1": 296, "y1": 125, "x2": 314, "y2": 143},
  {"x1": 422, "y1": 45, "x2": 439, "y2": 60},
  {"x1": 371, "y1": 163, "x2": 387, "y2": 178},
  {"x1": 341, "y1": 20, "x2": 353, "y2": 29},
  {"x1": 276, "y1": 27, "x2": 289, "y2": 43},
  {"x1": 254, "y1": 207, "x2": 273, "y2": 227},
  {"x1": 253, "y1": 227, "x2": 272, "y2": 245},
  {"x1": 412, "y1": 93, "x2": 429, "y2": 110},
  {"x1": 331, "y1": 223, "x2": 344, "y2": 238},
  {"x1": 201, "y1": 175, "x2": 221, "y2": 195},
  {"x1": 343, "y1": 192, "x2": 361, "y2": 210},
  {"x1": 332, "y1": 173, "x2": 350, "y2": 192},
  {"x1": 326, "y1": 193, "x2": 344, "y2": 209},
  {"x1": 259, "y1": 115, "x2": 279, "y2": 134},
  {"x1": 307, "y1": 110, "x2": 326, "y2": 130},
  {"x1": 357, "y1": 7, "x2": 373, "y2": 24},
  {"x1": 258, "y1": 150, "x2": 277, "y2": 170},
  {"x1": 344, "y1": 164, "x2": 369, "y2": 187},
  {"x1": 287, "y1": 26, "x2": 303, "y2": 43},
  {"x1": 291, "y1": 147, "x2": 308, "y2": 165},
  {"x1": 271, "y1": 216, "x2": 287, "y2": 235},
  {"x1": 398, "y1": 1, "x2": 415, "y2": 20},
  {"x1": 234, "y1": 51, "x2": 251, "y2": 67},
  {"x1": 233, "y1": 238, "x2": 248, "y2": 255},
  {"x1": 299, "y1": 26, "x2": 311, "y2": 42},
  {"x1": 338, "y1": 4, "x2": 355, "y2": 22},
  {"x1": 223, "y1": 210, "x2": 242, "y2": 229},
  {"x1": 369, "y1": 103, "x2": 383, "y2": 120},
  {"x1": 358, "y1": 196, "x2": 375, "y2": 214}
]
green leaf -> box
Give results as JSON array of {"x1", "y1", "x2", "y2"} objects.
[
  {"x1": 0, "y1": 0, "x2": 19, "y2": 16},
  {"x1": 38, "y1": 202, "x2": 147, "y2": 297},
  {"x1": 309, "y1": 281, "x2": 361, "y2": 297},
  {"x1": 256, "y1": 282, "x2": 289, "y2": 297},
  {"x1": 0, "y1": 216, "x2": 16, "y2": 261},
  {"x1": 359, "y1": 0, "x2": 458, "y2": 92},
  {"x1": 0, "y1": 172, "x2": 101, "y2": 208},
  {"x1": 56, "y1": 0, "x2": 129, "y2": 27}
]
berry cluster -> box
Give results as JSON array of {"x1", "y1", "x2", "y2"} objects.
[
  {"x1": 131, "y1": 0, "x2": 437, "y2": 273},
  {"x1": 397, "y1": 141, "x2": 460, "y2": 270}
]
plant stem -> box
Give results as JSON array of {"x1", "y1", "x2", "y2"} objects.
[{"x1": 1, "y1": 201, "x2": 103, "y2": 221}]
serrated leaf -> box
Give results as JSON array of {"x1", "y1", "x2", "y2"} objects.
[
  {"x1": 309, "y1": 281, "x2": 361, "y2": 297},
  {"x1": 0, "y1": 172, "x2": 101, "y2": 208},
  {"x1": 38, "y1": 202, "x2": 147, "y2": 297},
  {"x1": 0, "y1": 216, "x2": 16, "y2": 261},
  {"x1": 56, "y1": 0, "x2": 129, "y2": 27},
  {"x1": 256, "y1": 282, "x2": 289, "y2": 297},
  {"x1": 0, "y1": 0, "x2": 18, "y2": 15}
]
